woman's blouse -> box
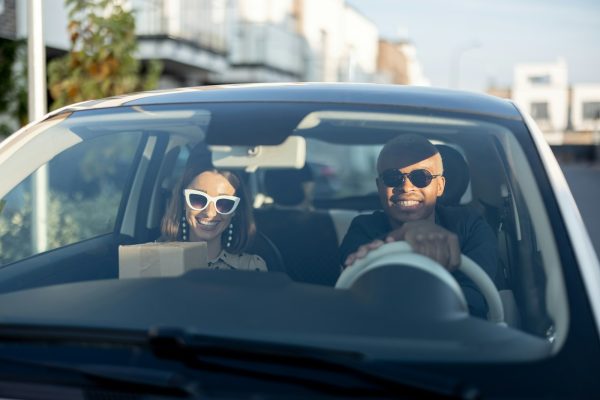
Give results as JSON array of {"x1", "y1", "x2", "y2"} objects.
[{"x1": 208, "y1": 250, "x2": 267, "y2": 272}]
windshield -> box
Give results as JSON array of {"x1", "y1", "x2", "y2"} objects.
[{"x1": 0, "y1": 100, "x2": 567, "y2": 363}]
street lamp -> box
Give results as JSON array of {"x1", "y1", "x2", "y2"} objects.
[
  {"x1": 28, "y1": 0, "x2": 48, "y2": 253},
  {"x1": 450, "y1": 41, "x2": 481, "y2": 90}
]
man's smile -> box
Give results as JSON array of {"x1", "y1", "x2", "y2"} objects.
[
  {"x1": 390, "y1": 195, "x2": 424, "y2": 211},
  {"x1": 398, "y1": 200, "x2": 419, "y2": 206}
]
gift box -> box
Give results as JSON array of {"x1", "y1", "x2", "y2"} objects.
[{"x1": 118, "y1": 241, "x2": 208, "y2": 278}]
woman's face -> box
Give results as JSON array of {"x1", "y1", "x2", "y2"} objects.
[{"x1": 184, "y1": 171, "x2": 237, "y2": 245}]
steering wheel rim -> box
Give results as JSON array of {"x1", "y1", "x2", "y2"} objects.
[{"x1": 335, "y1": 241, "x2": 505, "y2": 324}]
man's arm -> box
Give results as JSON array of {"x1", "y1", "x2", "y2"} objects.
[
  {"x1": 453, "y1": 210, "x2": 499, "y2": 318},
  {"x1": 339, "y1": 212, "x2": 393, "y2": 267},
  {"x1": 339, "y1": 217, "x2": 376, "y2": 267},
  {"x1": 460, "y1": 212, "x2": 498, "y2": 281},
  {"x1": 381, "y1": 211, "x2": 498, "y2": 319}
]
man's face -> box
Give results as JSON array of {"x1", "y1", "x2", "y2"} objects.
[{"x1": 377, "y1": 153, "x2": 445, "y2": 227}]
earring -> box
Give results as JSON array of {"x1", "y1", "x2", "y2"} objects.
[
  {"x1": 181, "y1": 215, "x2": 188, "y2": 241},
  {"x1": 226, "y1": 223, "x2": 233, "y2": 248}
]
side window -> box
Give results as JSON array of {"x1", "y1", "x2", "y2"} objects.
[{"x1": 0, "y1": 133, "x2": 142, "y2": 266}]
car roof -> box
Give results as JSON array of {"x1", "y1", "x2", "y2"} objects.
[{"x1": 53, "y1": 83, "x2": 521, "y2": 120}]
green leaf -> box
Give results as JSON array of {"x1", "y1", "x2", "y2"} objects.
[{"x1": 48, "y1": 0, "x2": 162, "y2": 110}]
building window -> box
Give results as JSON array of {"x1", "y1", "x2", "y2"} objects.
[
  {"x1": 0, "y1": 0, "x2": 4, "y2": 15},
  {"x1": 582, "y1": 102, "x2": 600, "y2": 121},
  {"x1": 528, "y1": 75, "x2": 551, "y2": 85},
  {"x1": 531, "y1": 102, "x2": 550, "y2": 120}
]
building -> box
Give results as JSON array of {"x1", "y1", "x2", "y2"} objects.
[
  {"x1": 9, "y1": 0, "x2": 430, "y2": 90},
  {"x1": 486, "y1": 58, "x2": 600, "y2": 158},
  {"x1": 295, "y1": 0, "x2": 379, "y2": 82},
  {"x1": 0, "y1": 0, "x2": 17, "y2": 40},
  {"x1": 0, "y1": 0, "x2": 19, "y2": 137},
  {"x1": 486, "y1": 85, "x2": 511, "y2": 100},
  {"x1": 377, "y1": 39, "x2": 429, "y2": 85},
  {"x1": 571, "y1": 84, "x2": 600, "y2": 134},
  {"x1": 134, "y1": 0, "x2": 306, "y2": 85},
  {"x1": 511, "y1": 59, "x2": 569, "y2": 143},
  {"x1": 213, "y1": 0, "x2": 305, "y2": 83},
  {"x1": 377, "y1": 39, "x2": 409, "y2": 85},
  {"x1": 133, "y1": 0, "x2": 230, "y2": 87},
  {"x1": 505, "y1": 59, "x2": 600, "y2": 146}
]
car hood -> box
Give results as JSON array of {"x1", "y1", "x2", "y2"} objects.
[{"x1": 0, "y1": 269, "x2": 551, "y2": 362}]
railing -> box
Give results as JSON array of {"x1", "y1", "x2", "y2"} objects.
[
  {"x1": 133, "y1": 0, "x2": 229, "y2": 55},
  {"x1": 230, "y1": 21, "x2": 305, "y2": 76}
]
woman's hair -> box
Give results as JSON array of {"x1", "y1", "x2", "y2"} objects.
[{"x1": 160, "y1": 150, "x2": 255, "y2": 254}]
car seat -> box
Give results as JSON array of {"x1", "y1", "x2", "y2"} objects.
[
  {"x1": 436, "y1": 144, "x2": 521, "y2": 327},
  {"x1": 248, "y1": 230, "x2": 285, "y2": 273},
  {"x1": 254, "y1": 167, "x2": 342, "y2": 286},
  {"x1": 436, "y1": 144, "x2": 470, "y2": 206}
]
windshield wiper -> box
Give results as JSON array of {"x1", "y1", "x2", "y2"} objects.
[
  {"x1": 0, "y1": 355, "x2": 200, "y2": 397},
  {"x1": 148, "y1": 327, "x2": 480, "y2": 399},
  {"x1": 0, "y1": 325, "x2": 479, "y2": 398}
]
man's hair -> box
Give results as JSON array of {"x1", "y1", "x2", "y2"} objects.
[{"x1": 377, "y1": 134, "x2": 440, "y2": 172}]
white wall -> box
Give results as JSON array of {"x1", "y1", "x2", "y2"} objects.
[
  {"x1": 224, "y1": 0, "x2": 303, "y2": 81},
  {"x1": 512, "y1": 59, "x2": 569, "y2": 133},
  {"x1": 298, "y1": 0, "x2": 378, "y2": 82},
  {"x1": 16, "y1": 0, "x2": 69, "y2": 50},
  {"x1": 397, "y1": 42, "x2": 430, "y2": 86},
  {"x1": 136, "y1": 0, "x2": 228, "y2": 52},
  {"x1": 238, "y1": 0, "x2": 293, "y2": 26},
  {"x1": 341, "y1": 5, "x2": 377, "y2": 82},
  {"x1": 572, "y1": 84, "x2": 600, "y2": 132},
  {"x1": 299, "y1": 0, "x2": 345, "y2": 81}
]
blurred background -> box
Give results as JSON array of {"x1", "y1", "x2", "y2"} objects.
[
  {"x1": 1, "y1": 0, "x2": 598, "y2": 151},
  {"x1": 0, "y1": 0, "x2": 599, "y2": 249}
]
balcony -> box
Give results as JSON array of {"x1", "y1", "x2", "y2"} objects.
[
  {"x1": 133, "y1": 0, "x2": 229, "y2": 77},
  {"x1": 220, "y1": 21, "x2": 307, "y2": 82}
]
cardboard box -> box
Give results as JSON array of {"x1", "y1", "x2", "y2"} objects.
[{"x1": 119, "y1": 241, "x2": 208, "y2": 279}]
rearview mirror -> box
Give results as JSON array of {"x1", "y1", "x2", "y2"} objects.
[{"x1": 210, "y1": 136, "x2": 306, "y2": 172}]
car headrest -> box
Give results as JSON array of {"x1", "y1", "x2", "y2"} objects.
[
  {"x1": 264, "y1": 165, "x2": 314, "y2": 207},
  {"x1": 436, "y1": 144, "x2": 470, "y2": 206}
]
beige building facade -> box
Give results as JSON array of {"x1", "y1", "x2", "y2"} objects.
[{"x1": 377, "y1": 40, "x2": 429, "y2": 85}]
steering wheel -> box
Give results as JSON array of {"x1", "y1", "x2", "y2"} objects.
[{"x1": 335, "y1": 241, "x2": 504, "y2": 324}]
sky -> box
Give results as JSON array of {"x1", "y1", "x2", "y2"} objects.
[{"x1": 346, "y1": 0, "x2": 600, "y2": 92}]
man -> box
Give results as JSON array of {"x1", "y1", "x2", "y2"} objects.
[{"x1": 339, "y1": 134, "x2": 498, "y2": 318}]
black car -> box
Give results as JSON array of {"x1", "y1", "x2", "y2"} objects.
[{"x1": 0, "y1": 83, "x2": 598, "y2": 398}]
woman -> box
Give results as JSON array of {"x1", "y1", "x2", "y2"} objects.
[{"x1": 161, "y1": 156, "x2": 267, "y2": 272}]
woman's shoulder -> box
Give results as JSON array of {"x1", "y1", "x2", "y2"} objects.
[{"x1": 222, "y1": 251, "x2": 267, "y2": 272}]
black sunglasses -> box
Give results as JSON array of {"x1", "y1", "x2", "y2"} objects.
[{"x1": 379, "y1": 169, "x2": 442, "y2": 188}]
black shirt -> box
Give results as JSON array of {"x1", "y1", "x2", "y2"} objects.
[{"x1": 339, "y1": 206, "x2": 498, "y2": 318}]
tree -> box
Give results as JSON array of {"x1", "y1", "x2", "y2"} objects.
[
  {"x1": 48, "y1": 0, "x2": 162, "y2": 110},
  {"x1": 0, "y1": 38, "x2": 27, "y2": 138}
]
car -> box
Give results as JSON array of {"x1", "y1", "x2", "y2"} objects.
[{"x1": 0, "y1": 83, "x2": 598, "y2": 398}]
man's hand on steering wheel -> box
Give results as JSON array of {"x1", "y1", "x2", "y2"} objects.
[
  {"x1": 344, "y1": 239, "x2": 386, "y2": 268},
  {"x1": 386, "y1": 221, "x2": 461, "y2": 271},
  {"x1": 344, "y1": 221, "x2": 461, "y2": 271}
]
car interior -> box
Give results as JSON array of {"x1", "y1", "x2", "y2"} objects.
[{"x1": 0, "y1": 105, "x2": 569, "y2": 348}]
